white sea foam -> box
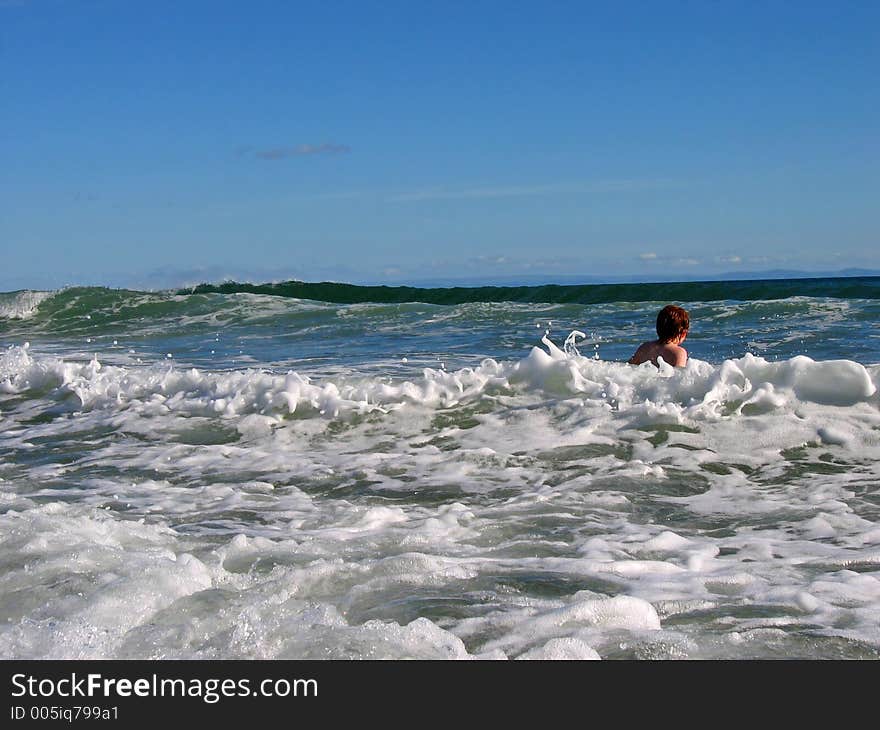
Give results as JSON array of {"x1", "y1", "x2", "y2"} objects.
[
  {"x1": 0, "y1": 290, "x2": 54, "y2": 320},
  {"x1": 2, "y1": 340, "x2": 877, "y2": 417},
  {"x1": 2, "y1": 335, "x2": 880, "y2": 659}
]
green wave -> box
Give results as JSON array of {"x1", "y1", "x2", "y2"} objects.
[
  {"x1": 3, "y1": 277, "x2": 880, "y2": 330},
  {"x1": 179, "y1": 276, "x2": 880, "y2": 305}
]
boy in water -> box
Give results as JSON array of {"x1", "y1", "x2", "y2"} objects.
[{"x1": 628, "y1": 304, "x2": 689, "y2": 367}]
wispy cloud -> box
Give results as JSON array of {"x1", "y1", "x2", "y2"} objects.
[
  {"x1": 634, "y1": 252, "x2": 703, "y2": 268},
  {"x1": 241, "y1": 143, "x2": 351, "y2": 161},
  {"x1": 386, "y1": 179, "x2": 678, "y2": 203}
]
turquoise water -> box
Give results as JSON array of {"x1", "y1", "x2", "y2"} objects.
[
  {"x1": 1, "y1": 278, "x2": 879, "y2": 659},
  {"x1": 4, "y1": 279, "x2": 880, "y2": 368}
]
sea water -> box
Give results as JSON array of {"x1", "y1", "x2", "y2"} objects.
[{"x1": 1, "y1": 279, "x2": 879, "y2": 659}]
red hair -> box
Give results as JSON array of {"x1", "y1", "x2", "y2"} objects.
[{"x1": 656, "y1": 305, "x2": 689, "y2": 343}]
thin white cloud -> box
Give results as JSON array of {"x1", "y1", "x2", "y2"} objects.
[
  {"x1": 386, "y1": 179, "x2": 678, "y2": 203},
  {"x1": 638, "y1": 252, "x2": 658, "y2": 261},
  {"x1": 250, "y1": 143, "x2": 351, "y2": 161}
]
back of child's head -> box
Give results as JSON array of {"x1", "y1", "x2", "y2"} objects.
[{"x1": 656, "y1": 305, "x2": 689, "y2": 343}]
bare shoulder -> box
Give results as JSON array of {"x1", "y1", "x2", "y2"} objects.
[
  {"x1": 666, "y1": 344, "x2": 688, "y2": 367},
  {"x1": 628, "y1": 341, "x2": 652, "y2": 365},
  {"x1": 629, "y1": 341, "x2": 687, "y2": 368}
]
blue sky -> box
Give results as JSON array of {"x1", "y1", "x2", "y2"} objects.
[{"x1": 2, "y1": 0, "x2": 877, "y2": 290}]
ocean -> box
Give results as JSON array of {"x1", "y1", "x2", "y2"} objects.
[{"x1": 1, "y1": 277, "x2": 879, "y2": 659}]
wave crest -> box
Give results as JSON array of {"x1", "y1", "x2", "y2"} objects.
[{"x1": 0, "y1": 290, "x2": 56, "y2": 320}]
